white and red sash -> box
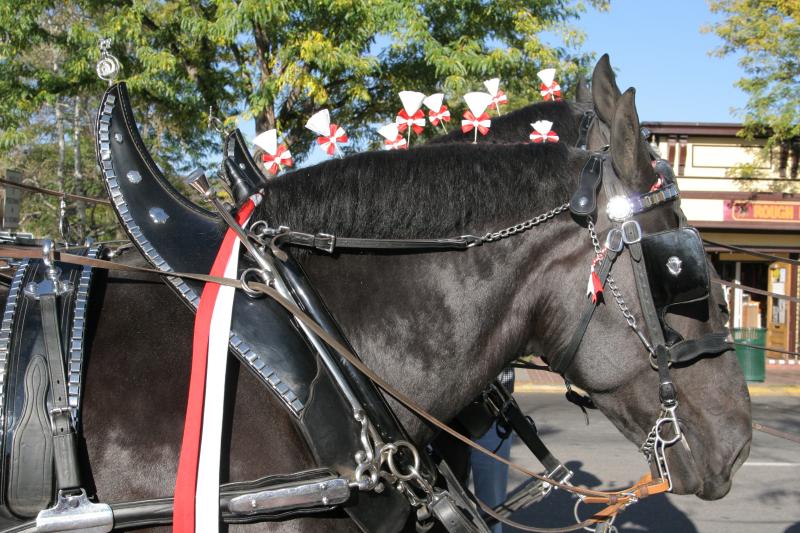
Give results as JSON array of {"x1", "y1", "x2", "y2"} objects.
[{"x1": 173, "y1": 200, "x2": 256, "y2": 532}]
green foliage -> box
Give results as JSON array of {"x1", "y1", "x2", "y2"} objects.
[
  {"x1": 705, "y1": 0, "x2": 800, "y2": 145},
  {"x1": 1, "y1": 0, "x2": 607, "y2": 238}
]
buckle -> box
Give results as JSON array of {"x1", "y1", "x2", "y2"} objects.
[
  {"x1": 542, "y1": 464, "x2": 574, "y2": 497},
  {"x1": 605, "y1": 228, "x2": 624, "y2": 253},
  {"x1": 621, "y1": 220, "x2": 642, "y2": 245},
  {"x1": 313, "y1": 233, "x2": 336, "y2": 254},
  {"x1": 36, "y1": 489, "x2": 113, "y2": 533}
]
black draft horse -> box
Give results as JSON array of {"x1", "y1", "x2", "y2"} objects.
[{"x1": 1, "y1": 69, "x2": 750, "y2": 533}]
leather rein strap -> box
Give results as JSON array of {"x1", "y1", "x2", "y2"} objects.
[{"x1": 0, "y1": 246, "x2": 669, "y2": 527}]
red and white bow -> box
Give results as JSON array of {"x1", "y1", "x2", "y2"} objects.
[
  {"x1": 261, "y1": 144, "x2": 293, "y2": 175},
  {"x1": 529, "y1": 120, "x2": 559, "y2": 143},
  {"x1": 317, "y1": 124, "x2": 348, "y2": 156},
  {"x1": 537, "y1": 68, "x2": 562, "y2": 101},
  {"x1": 395, "y1": 91, "x2": 426, "y2": 135},
  {"x1": 461, "y1": 92, "x2": 493, "y2": 140},
  {"x1": 461, "y1": 111, "x2": 491, "y2": 135},
  {"x1": 423, "y1": 93, "x2": 450, "y2": 127},
  {"x1": 484, "y1": 78, "x2": 508, "y2": 112},
  {"x1": 306, "y1": 109, "x2": 348, "y2": 157},
  {"x1": 428, "y1": 107, "x2": 450, "y2": 126},
  {"x1": 253, "y1": 129, "x2": 293, "y2": 175},
  {"x1": 377, "y1": 123, "x2": 408, "y2": 150},
  {"x1": 395, "y1": 109, "x2": 426, "y2": 134}
]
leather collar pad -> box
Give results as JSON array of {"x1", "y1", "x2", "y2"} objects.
[
  {"x1": 95, "y1": 83, "x2": 312, "y2": 415},
  {"x1": 95, "y1": 85, "x2": 412, "y2": 530}
]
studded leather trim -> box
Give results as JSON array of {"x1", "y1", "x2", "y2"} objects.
[
  {"x1": 0, "y1": 260, "x2": 29, "y2": 435},
  {"x1": 97, "y1": 89, "x2": 304, "y2": 414},
  {"x1": 66, "y1": 246, "x2": 100, "y2": 421}
]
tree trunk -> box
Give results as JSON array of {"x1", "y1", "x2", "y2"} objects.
[
  {"x1": 73, "y1": 97, "x2": 86, "y2": 238},
  {"x1": 55, "y1": 98, "x2": 67, "y2": 239}
]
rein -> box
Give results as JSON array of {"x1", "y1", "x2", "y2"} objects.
[{"x1": 0, "y1": 245, "x2": 669, "y2": 529}]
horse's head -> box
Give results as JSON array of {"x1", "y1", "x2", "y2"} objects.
[{"x1": 535, "y1": 88, "x2": 750, "y2": 500}]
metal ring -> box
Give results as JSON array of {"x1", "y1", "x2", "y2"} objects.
[
  {"x1": 239, "y1": 268, "x2": 271, "y2": 298},
  {"x1": 655, "y1": 416, "x2": 682, "y2": 446},
  {"x1": 574, "y1": 497, "x2": 617, "y2": 533},
  {"x1": 385, "y1": 440, "x2": 421, "y2": 481}
]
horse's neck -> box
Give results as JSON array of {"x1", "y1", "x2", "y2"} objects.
[{"x1": 294, "y1": 234, "x2": 547, "y2": 442}]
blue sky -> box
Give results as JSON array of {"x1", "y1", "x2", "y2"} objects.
[{"x1": 572, "y1": 0, "x2": 746, "y2": 123}]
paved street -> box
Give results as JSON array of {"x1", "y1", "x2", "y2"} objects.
[{"x1": 500, "y1": 393, "x2": 799, "y2": 532}]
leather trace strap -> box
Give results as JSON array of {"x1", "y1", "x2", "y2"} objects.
[
  {"x1": 37, "y1": 294, "x2": 82, "y2": 492},
  {"x1": 0, "y1": 246, "x2": 670, "y2": 525},
  {"x1": 20, "y1": 244, "x2": 83, "y2": 495}
]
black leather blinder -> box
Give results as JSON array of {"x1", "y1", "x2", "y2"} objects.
[{"x1": 640, "y1": 227, "x2": 710, "y2": 311}]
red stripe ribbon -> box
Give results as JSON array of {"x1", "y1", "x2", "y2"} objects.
[{"x1": 173, "y1": 200, "x2": 255, "y2": 532}]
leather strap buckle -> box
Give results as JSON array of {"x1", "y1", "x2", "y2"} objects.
[
  {"x1": 605, "y1": 228, "x2": 624, "y2": 253},
  {"x1": 313, "y1": 233, "x2": 336, "y2": 254},
  {"x1": 621, "y1": 220, "x2": 642, "y2": 245}
]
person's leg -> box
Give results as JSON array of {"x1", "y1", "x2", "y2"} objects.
[{"x1": 471, "y1": 423, "x2": 512, "y2": 533}]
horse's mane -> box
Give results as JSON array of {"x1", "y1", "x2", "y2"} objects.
[
  {"x1": 258, "y1": 141, "x2": 583, "y2": 241},
  {"x1": 429, "y1": 100, "x2": 590, "y2": 145}
]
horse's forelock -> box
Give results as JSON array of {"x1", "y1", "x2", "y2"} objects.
[{"x1": 258, "y1": 142, "x2": 581, "y2": 241}]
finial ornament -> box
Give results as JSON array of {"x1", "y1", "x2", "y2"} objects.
[{"x1": 96, "y1": 38, "x2": 121, "y2": 85}]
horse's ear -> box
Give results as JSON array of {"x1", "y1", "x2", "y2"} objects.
[
  {"x1": 610, "y1": 88, "x2": 655, "y2": 191},
  {"x1": 575, "y1": 73, "x2": 591, "y2": 103},
  {"x1": 591, "y1": 54, "x2": 622, "y2": 124}
]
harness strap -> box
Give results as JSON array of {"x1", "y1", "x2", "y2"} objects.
[
  {"x1": 547, "y1": 245, "x2": 619, "y2": 375},
  {"x1": 488, "y1": 383, "x2": 563, "y2": 474},
  {"x1": 668, "y1": 333, "x2": 731, "y2": 365},
  {"x1": 38, "y1": 293, "x2": 81, "y2": 492},
  {"x1": 575, "y1": 110, "x2": 594, "y2": 151},
  {"x1": 268, "y1": 231, "x2": 477, "y2": 256}
]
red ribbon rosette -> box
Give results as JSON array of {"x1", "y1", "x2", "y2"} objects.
[
  {"x1": 461, "y1": 111, "x2": 491, "y2": 136},
  {"x1": 529, "y1": 120, "x2": 559, "y2": 144},
  {"x1": 261, "y1": 144, "x2": 293, "y2": 175},
  {"x1": 395, "y1": 109, "x2": 426, "y2": 134},
  {"x1": 428, "y1": 106, "x2": 451, "y2": 127},
  {"x1": 317, "y1": 124, "x2": 348, "y2": 156}
]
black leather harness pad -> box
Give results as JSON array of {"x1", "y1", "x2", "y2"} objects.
[
  {"x1": 569, "y1": 155, "x2": 603, "y2": 217},
  {"x1": 640, "y1": 228, "x2": 709, "y2": 310}
]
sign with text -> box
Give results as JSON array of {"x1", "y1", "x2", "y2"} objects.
[
  {"x1": 724, "y1": 200, "x2": 800, "y2": 224},
  {"x1": 1, "y1": 170, "x2": 22, "y2": 229}
]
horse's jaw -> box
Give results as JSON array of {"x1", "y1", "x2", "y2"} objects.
[{"x1": 588, "y1": 348, "x2": 752, "y2": 501}]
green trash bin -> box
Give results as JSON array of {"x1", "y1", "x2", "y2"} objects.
[{"x1": 732, "y1": 327, "x2": 766, "y2": 382}]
